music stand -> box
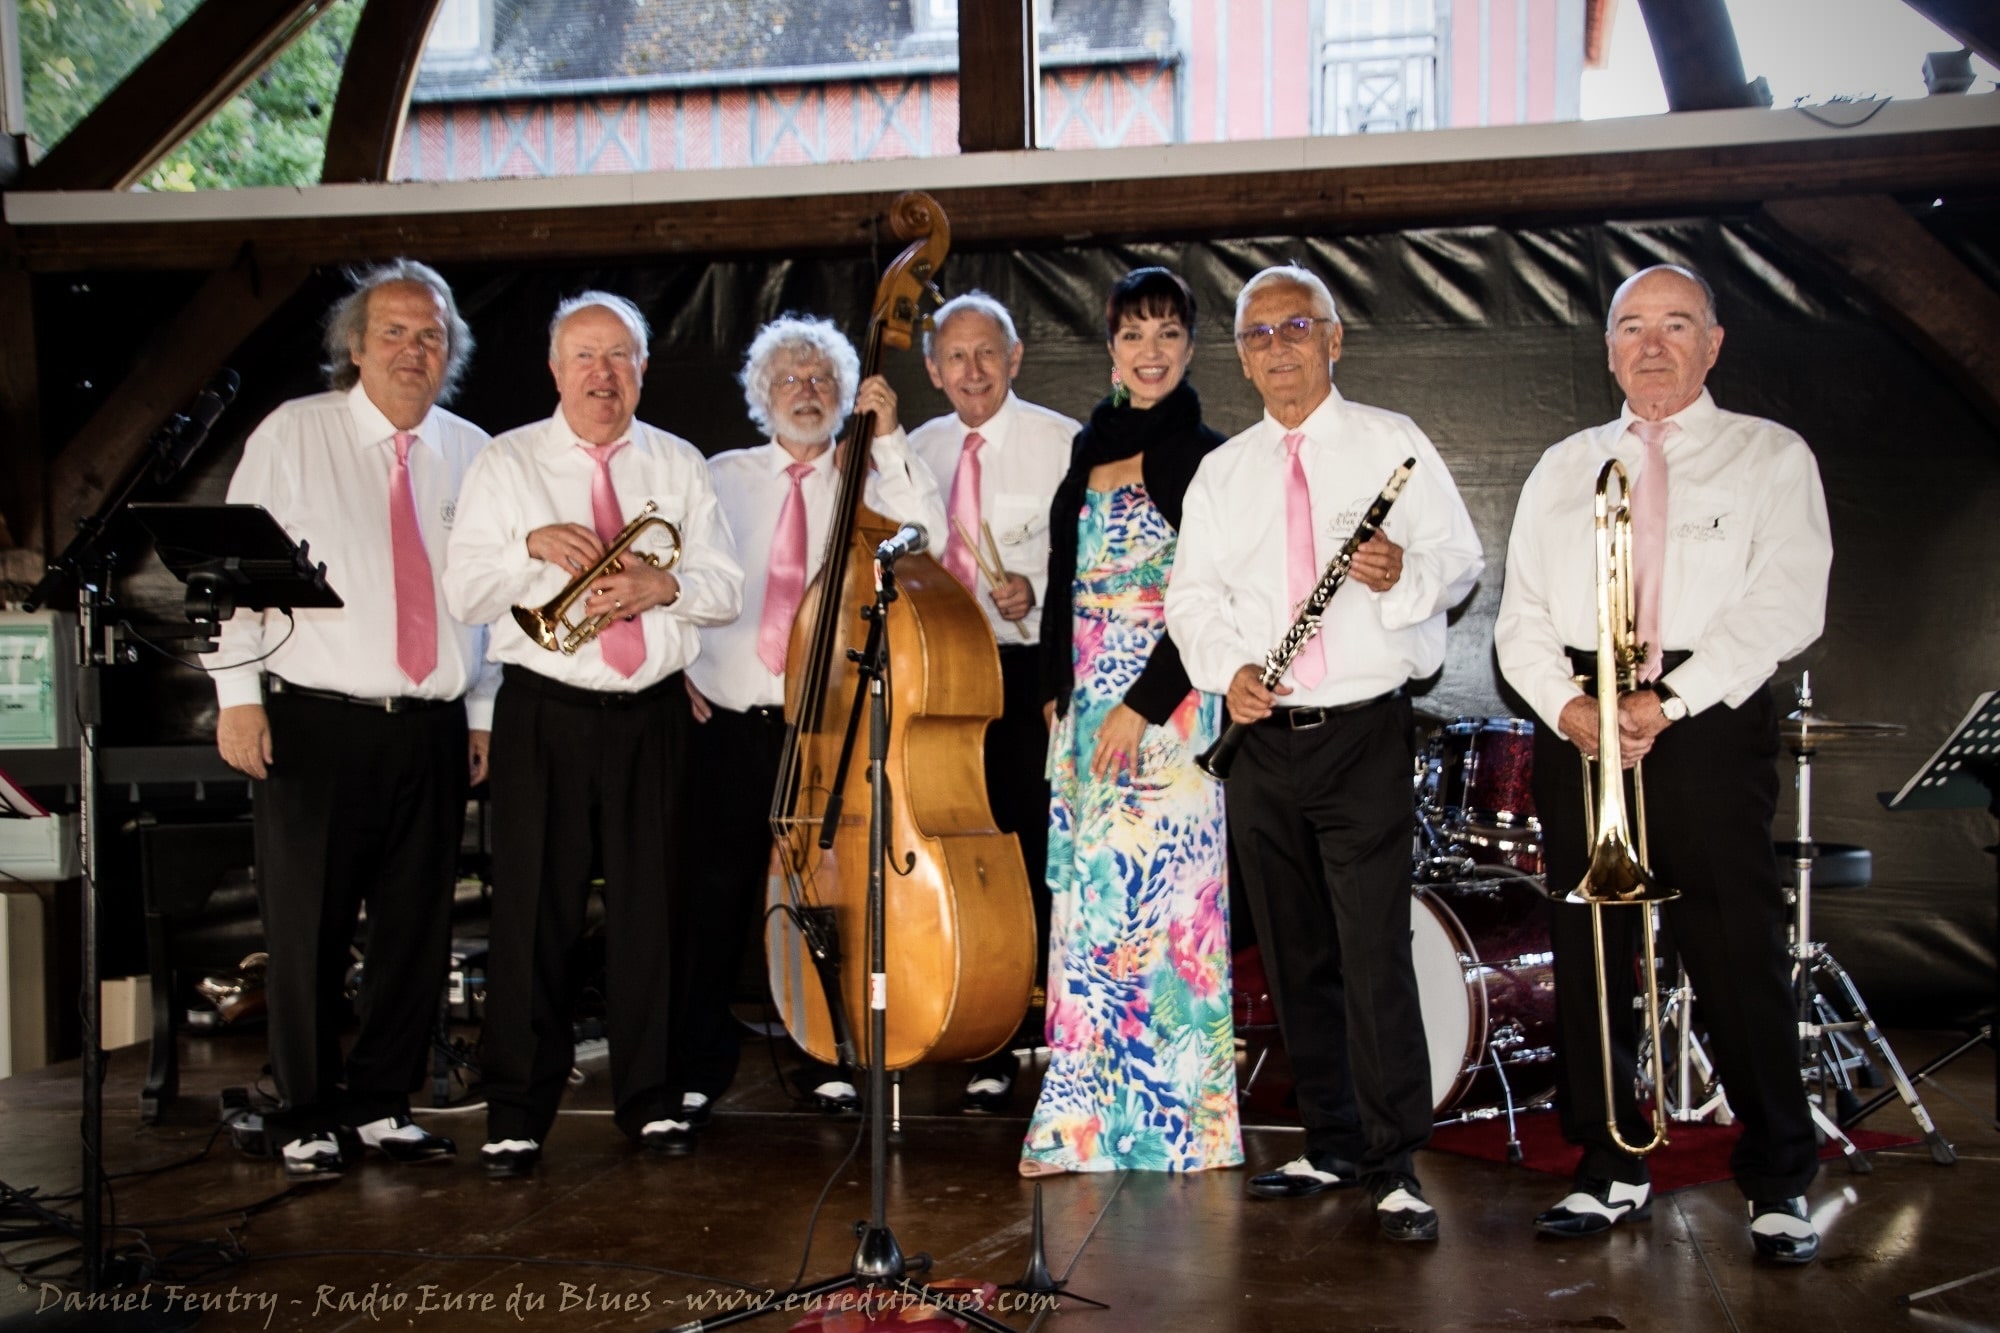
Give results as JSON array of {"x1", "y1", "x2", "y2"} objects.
[
  {"x1": 1875, "y1": 690, "x2": 2000, "y2": 1127},
  {"x1": 128, "y1": 503, "x2": 342, "y2": 653}
]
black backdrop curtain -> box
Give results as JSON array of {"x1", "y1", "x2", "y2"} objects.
[{"x1": 48, "y1": 213, "x2": 1996, "y2": 1028}]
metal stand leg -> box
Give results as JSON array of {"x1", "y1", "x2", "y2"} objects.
[{"x1": 1811, "y1": 947, "x2": 1957, "y2": 1164}]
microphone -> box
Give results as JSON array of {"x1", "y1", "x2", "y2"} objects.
[
  {"x1": 152, "y1": 368, "x2": 242, "y2": 484},
  {"x1": 874, "y1": 522, "x2": 928, "y2": 566}
]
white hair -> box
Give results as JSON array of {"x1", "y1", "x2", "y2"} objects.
[
  {"x1": 547, "y1": 290, "x2": 652, "y2": 360},
  {"x1": 1605, "y1": 264, "x2": 1720, "y2": 332},
  {"x1": 738, "y1": 315, "x2": 862, "y2": 436},
  {"x1": 1234, "y1": 265, "x2": 1340, "y2": 329},
  {"x1": 922, "y1": 291, "x2": 1020, "y2": 359}
]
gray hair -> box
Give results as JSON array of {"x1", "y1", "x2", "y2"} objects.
[
  {"x1": 922, "y1": 291, "x2": 1020, "y2": 359},
  {"x1": 548, "y1": 290, "x2": 653, "y2": 360},
  {"x1": 1234, "y1": 265, "x2": 1340, "y2": 330},
  {"x1": 1606, "y1": 264, "x2": 1719, "y2": 332},
  {"x1": 739, "y1": 314, "x2": 862, "y2": 437},
  {"x1": 322, "y1": 259, "x2": 474, "y2": 402}
]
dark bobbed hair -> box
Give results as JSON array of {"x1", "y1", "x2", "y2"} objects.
[{"x1": 1104, "y1": 267, "x2": 1198, "y2": 343}]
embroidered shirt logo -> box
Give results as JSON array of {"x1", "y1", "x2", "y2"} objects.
[{"x1": 1675, "y1": 511, "x2": 1729, "y2": 541}]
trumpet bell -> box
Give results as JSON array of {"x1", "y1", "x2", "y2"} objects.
[
  {"x1": 1566, "y1": 836, "x2": 1681, "y2": 906},
  {"x1": 512, "y1": 604, "x2": 562, "y2": 652}
]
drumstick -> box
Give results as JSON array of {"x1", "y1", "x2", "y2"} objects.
[{"x1": 951, "y1": 517, "x2": 1030, "y2": 639}]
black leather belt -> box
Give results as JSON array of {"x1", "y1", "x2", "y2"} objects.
[
  {"x1": 1566, "y1": 647, "x2": 1692, "y2": 686},
  {"x1": 501, "y1": 663, "x2": 682, "y2": 708},
  {"x1": 1262, "y1": 689, "x2": 1402, "y2": 731},
  {"x1": 267, "y1": 676, "x2": 460, "y2": 714}
]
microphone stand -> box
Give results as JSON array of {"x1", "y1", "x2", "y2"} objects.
[{"x1": 679, "y1": 550, "x2": 1018, "y2": 1333}]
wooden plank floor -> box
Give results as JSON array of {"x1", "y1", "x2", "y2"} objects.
[{"x1": 1, "y1": 1022, "x2": 1994, "y2": 1331}]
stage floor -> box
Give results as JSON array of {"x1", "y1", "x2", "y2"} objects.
[{"x1": 1, "y1": 1022, "x2": 1994, "y2": 1332}]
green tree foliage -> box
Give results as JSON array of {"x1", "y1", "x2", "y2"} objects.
[{"x1": 20, "y1": 0, "x2": 364, "y2": 190}]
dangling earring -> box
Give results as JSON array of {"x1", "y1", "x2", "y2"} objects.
[{"x1": 1109, "y1": 367, "x2": 1130, "y2": 409}]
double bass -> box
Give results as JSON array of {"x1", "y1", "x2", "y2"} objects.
[{"x1": 764, "y1": 192, "x2": 1036, "y2": 1070}]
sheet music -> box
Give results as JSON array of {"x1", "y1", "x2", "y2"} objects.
[{"x1": 1884, "y1": 690, "x2": 1999, "y2": 810}]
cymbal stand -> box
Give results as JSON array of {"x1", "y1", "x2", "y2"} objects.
[
  {"x1": 1656, "y1": 962, "x2": 1729, "y2": 1124},
  {"x1": 1787, "y1": 673, "x2": 1954, "y2": 1166}
]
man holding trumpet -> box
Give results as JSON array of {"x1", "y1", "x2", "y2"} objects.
[
  {"x1": 908, "y1": 291, "x2": 1078, "y2": 1113},
  {"x1": 1495, "y1": 264, "x2": 1832, "y2": 1262},
  {"x1": 444, "y1": 291, "x2": 742, "y2": 1178}
]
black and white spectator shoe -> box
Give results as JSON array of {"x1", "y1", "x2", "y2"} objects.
[
  {"x1": 1534, "y1": 1178, "x2": 1652, "y2": 1237},
  {"x1": 1749, "y1": 1197, "x2": 1819, "y2": 1264}
]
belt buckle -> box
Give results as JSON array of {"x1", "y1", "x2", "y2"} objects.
[{"x1": 1287, "y1": 706, "x2": 1327, "y2": 732}]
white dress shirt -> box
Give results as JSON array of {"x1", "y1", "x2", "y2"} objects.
[
  {"x1": 690, "y1": 428, "x2": 946, "y2": 712},
  {"x1": 442, "y1": 410, "x2": 743, "y2": 692},
  {"x1": 1165, "y1": 387, "x2": 1484, "y2": 708},
  {"x1": 206, "y1": 385, "x2": 499, "y2": 727},
  {"x1": 908, "y1": 392, "x2": 1079, "y2": 646},
  {"x1": 1495, "y1": 388, "x2": 1831, "y2": 729}
]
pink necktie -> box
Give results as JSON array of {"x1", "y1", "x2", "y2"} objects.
[
  {"x1": 1284, "y1": 431, "x2": 1325, "y2": 690},
  {"x1": 577, "y1": 440, "x2": 646, "y2": 679},
  {"x1": 941, "y1": 430, "x2": 985, "y2": 590},
  {"x1": 1628, "y1": 420, "x2": 1674, "y2": 683},
  {"x1": 758, "y1": 461, "x2": 814, "y2": 675},
  {"x1": 388, "y1": 432, "x2": 437, "y2": 686}
]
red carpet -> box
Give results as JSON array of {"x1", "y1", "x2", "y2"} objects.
[{"x1": 1429, "y1": 1110, "x2": 1917, "y2": 1193}]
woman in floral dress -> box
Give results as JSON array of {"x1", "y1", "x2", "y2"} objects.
[{"x1": 1020, "y1": 268, "x2": 1241, "y2": 1176}]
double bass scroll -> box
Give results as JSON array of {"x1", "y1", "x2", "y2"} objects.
[{"x1": 764, "y1": 192, "x2": 1036, "y2": 1072}]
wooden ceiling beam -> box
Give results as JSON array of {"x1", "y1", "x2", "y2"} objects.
[
  {"x1": 24, "y1": 0, "x2": 333, "y2": 192},
  {"x1": 1635, "y1": 0, "x2": 1763, "y2": 111},
  {"x1": 33, "y1": 253, "x2": 309, "y2": 556},
  {"x1": 10, "y1": 125, "x2": 1999, "y2": 274},
  {"x1": 1761, "y1": 193, "x2": 2000, "y2": 435},
  {"x1": 320, "y1": 0, "x2": 447, "y2": 184},
  {"x1": 958, "y1": 0, "x2": 1036, "y2": 152},
  {"x1": 1901, "y1": 0, "x2": 2000, "y2": 70}
]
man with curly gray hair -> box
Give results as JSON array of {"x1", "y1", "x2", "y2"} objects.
[
  {"x1": 674, "y1": 314, "x2": 944, "y2": 1130},
  {"x1": 206, "y1": 259, "x2": 494, "y2": 1180}
]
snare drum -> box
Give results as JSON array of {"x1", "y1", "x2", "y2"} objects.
[
  {"x1": 1425, "y1": 717, "x2": 1540, "y2": 838},
  {"x1": 1411, "y1": 877, "x2": 1556, "y2": 1116}
]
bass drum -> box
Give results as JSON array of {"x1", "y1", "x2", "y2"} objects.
[{"x1": 1410, "y1": 877, "x2": 1556, "y2": 1117}]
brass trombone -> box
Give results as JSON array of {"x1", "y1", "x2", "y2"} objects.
[
  {"x1": 1572, "y1": 459, "x2": 1679, "y2": 1156},
  {"x1": 512, "y1": 500, "x2": 681, "y2": 655}
]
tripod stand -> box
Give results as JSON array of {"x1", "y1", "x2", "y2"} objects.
[{"x1": 687, "y1": 549, "x2": 1018, "y2": 1333}]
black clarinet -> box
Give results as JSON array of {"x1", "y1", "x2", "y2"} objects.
[{"x1": 1196, "y1": 456, "x2": 1416, "y2": 780}]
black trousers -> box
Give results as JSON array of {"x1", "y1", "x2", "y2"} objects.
[
  {"x1": 253, "y1": 690, "x2": 466, "y2": 1138},
  {"x1": 972, "y1": 643, "x2": 1052, "y2": 1079},
  {"x1": 1226, "y1": 693, "x2": 1432, "y2": 1183},
  {"x1": 481, "y1": 666, "x2": 689, "y2": 1144},
  {"x1": 671, "y1": 702, "x2": 788, "y2": 1100},
  {"x1": 1535, "y1": 686, "x2": 1818, "y2": 1199}
]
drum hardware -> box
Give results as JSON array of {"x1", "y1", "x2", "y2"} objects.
[{"x1": 1782, "y1": 673, "x2": 1954, "y2": 1166}]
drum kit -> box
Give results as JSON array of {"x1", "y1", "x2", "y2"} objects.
[{"x1": 1235, "y1": 679, "x2": 1954, "y2": 1167}]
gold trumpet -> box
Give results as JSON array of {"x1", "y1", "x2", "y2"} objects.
[
  {"x1": 513, "y1": 500, "x2": 681, "y2": 655},
  {"x1": 1572, "y1": 458, "x2": 1678, "y2": 1157}
]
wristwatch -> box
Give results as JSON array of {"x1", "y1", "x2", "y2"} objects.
[{"x1": 1651, "y1": 680, "x2": 1689, "y2": 722}]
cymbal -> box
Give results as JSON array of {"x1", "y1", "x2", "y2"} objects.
[{"x1": 1782, "y1": 708, "x2": 1906, "y2": 750}]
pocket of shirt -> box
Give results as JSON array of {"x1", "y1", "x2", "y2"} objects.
[
  {"x1": 990, "y1": 493, "x2": 1048, "y2": 555},
  {"x1": 1671, "y1": 485, "x2": 1739, "y2": 549}
]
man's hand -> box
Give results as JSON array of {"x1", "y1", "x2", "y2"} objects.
[
  {"x1": 1226, "y1": 664, "x2": 1290, "y2": 727},
  {"x1": 526, "y1": 523, "x2": 604, "y2": 574},
  {"x1": 468, "y1": 730, "x2": 491, "y2": 786},
  {"x1": 1557, "y1": 694, "x2": 1600, "y2": 760},
  {"x1": 686, "y1": 675, "x2": 713, "y2": 724},
  {"x1": 856, "y1": 375, "x2": 901, "y2": 437},
  {"x1": 580, "y1": 561, "x2": 680, "y2": 624},
  {"x1": 1347, "y1": 531, "x2": 1404, "y2": 593},
  {"x1": 989, "y1": 572, "x2": 1035, "y2": 622},
  {"x1": 218, "y1": 704, "x2": 274, "y2": 779},
  {"x1": 1616, "y1": 690, "x2": 1672, "y2": 766},
  {"x1": 1090, "y1": 703, "x2": 1148, "y2": 782}
]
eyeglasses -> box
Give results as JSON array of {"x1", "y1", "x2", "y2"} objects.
[
  {"x1": 1234, "y1": 317, "x2": 1332, "y2": 351},
  {"x1": 776, "y1": 373, "x2": 835, "y2": 393}
]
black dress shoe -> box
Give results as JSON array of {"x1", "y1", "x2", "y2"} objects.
[
  {"x1": 960, "y1": 1074, "x2": 1013, "y2": 1114},
  {"x1": 680, "y1": 1092, "x2": 715, "y2": 1129},
  {"x1": 481, "y1": 1139, "x2": 541, "y2": 1179},
  {"x1": 1373, "y1": 1175, "x2": 1439, "y2": 1243},
  {"x1": 355, "y1": 1114, "x2": 456, "y2": 1163},
  {"x1": 280, "y1": 1132, "x2": 345, "y2": 1180},
  {"x1": 1534, "y1": 1178, "x2": 1652, "y2": 1237},
  {"x1": 1749, "y1": 1197, "x2": 1819, "y2": 1264},
  {"x1": 641, "y1": 1119, "x2": 698, "y2": 1157},
  {"x1": 810, "y1": 1080, "x2": 860, "y2": 1114},
  {"x1": 1246, "y1": 1154, "x2": 1362, "y2": 1200}
]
